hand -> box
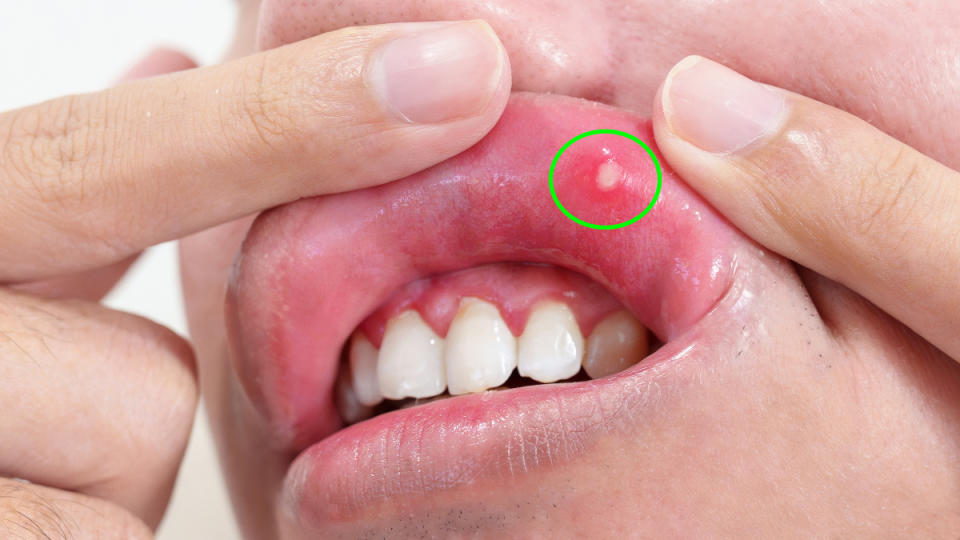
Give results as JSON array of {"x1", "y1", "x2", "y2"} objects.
[
  {"x1": 652, "y1": 55, "x2": 960, "y2": 362},
  {"x1": 0, "y1": 21, "x2": 508, "y2": 536}
]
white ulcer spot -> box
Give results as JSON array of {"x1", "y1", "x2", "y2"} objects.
[{"x1": 595, "y1": 159, "x2": 625, "y2": 191}]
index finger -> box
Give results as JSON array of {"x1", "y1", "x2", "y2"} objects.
[{"x1": 0, "y1": 20, "x2": 509, "y2": 282}]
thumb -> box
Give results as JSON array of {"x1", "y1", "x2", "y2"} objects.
[{"x1": 652, "y1": 55, "x2": 960, "y2": 361}]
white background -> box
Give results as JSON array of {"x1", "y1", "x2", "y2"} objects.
[{"x1": 1, "y1": 2, "x2": 243, "y2": 538}]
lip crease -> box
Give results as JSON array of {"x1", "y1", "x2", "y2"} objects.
[{"x1": 226, "y1": 92, "x2": 750, "y2": 520}]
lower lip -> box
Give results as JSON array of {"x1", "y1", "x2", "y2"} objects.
[
  {"x1": 282, "y1": 295, "x2": 743, "y2": 524},
  {"x1": 228, "y1": 93, "x2": 749, "y2": 520}
]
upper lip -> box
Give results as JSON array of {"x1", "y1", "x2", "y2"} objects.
[{"x1": 226, "y1": 92, "x2": 748, "y2": 514}]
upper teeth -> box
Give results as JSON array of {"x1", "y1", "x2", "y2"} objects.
[
  {"x1": 445, "y1": 298, "x2": 517, "y2": 395},
  {"x1": 349, "y1": 333, "x2": 382, "y2": 406},
  {"x1": 350, "y1": 302, "x2": 648, "y2": 406},
  {"x1": 517, "y1": 301, "x2": 583, "y2": 383},
  {"x1": 376, "y1": 310, "x2": 445, "y2": 400}
]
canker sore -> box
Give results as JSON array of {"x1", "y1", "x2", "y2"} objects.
[
  {"x1": 552, "y1": 132, "x2": 656, "y2": 225},
  {"x1": 595, "y1": 159, "x2": 626, "y2": 191}
]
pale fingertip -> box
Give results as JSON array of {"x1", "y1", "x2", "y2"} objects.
[
  {"x1": 661, "y1": 55, "x2": 786, "y2": 154},
  {"x1": 365, "y1": 20, "x2": 508, "y2": 124}
]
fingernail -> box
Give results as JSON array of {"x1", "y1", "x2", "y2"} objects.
[
  {"x1": 662, "y1": 56, "x2": 785, "y2": 154},
  {"x1": 367, "y1": 21, "x2": 505, "y2": 124}
]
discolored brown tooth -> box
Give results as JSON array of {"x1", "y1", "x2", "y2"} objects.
[{"x1": 583, "y1": 311, "x2": 649, "y2": 379}]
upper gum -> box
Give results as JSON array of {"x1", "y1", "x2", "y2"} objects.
[{"x1": 356, "y1": 262, "x2": 623, "y2": 347}]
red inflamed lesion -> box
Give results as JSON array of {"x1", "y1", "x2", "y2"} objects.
[{"x1": 552, "y1": 132, "x2": 660, "y2": 226}]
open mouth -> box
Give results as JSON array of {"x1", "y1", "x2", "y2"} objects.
[
  {"x1": 337, "y1": 261, "x2": 660, "y2": 425},
  {"x1": 227, "y1": 92, "x2": 750, "y2": 522}
]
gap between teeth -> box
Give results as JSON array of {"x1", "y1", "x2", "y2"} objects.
[{"x1": 338, "y1": 298, "x2": 649, "y2": 424}]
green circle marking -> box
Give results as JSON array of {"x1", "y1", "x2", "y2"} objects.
[{"x1": 548, "y1": 129, "x2": 662, "y2": 230}]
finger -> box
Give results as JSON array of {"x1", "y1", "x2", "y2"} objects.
[
  {"x1": 0, "y1": 20, "x2": 510, "y2": 281},
  {"x1": 0, "y1": 290, "x2": 197, "y2": 528},
  {"x1": 0, "y1": 478, "x2": 151, "y2": 539},
  {"x1": 652, "y1": 55, "x2": 960, "y2": 361},
  {"x1": 5, "y1": 51, "x2": 195, "y2": 300}
]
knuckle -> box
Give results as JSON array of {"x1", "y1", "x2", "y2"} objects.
[
  {"x1": 738, "y1": 158, "x2": 823, "y2": 241},
  {"x1": 234, "y1": 52, "x2": 297, "y2": 153},
  {"x1": 852, "y1": 145, "x2": 924, "y2": 243},
  {"x1": 0, "y1": 94, "x2": 135, "y2": 260},
  {"x1": 1, "y1": 95, "x2": 111, "y2": 208}
]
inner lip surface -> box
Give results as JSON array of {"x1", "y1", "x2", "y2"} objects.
[{"x1": 226, "y1": 91, "x2": 749, "y2": 516}]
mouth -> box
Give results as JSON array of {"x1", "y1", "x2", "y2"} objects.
[
  {"x1": 227, "y1": 92, "x2": 750, "y2": 522},
  {"x1": 338, "y1": 260, "x2": 659, "y2": 424}
]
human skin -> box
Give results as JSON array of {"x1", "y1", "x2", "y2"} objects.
[
  {"x1": 181, "y1": 1, "x2": 960, "y2": 538},
  {"x1": 0, "y1": 11, "x2": 509, "y2": 538}
]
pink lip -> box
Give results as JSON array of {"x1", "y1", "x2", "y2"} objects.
[{"x1": 227, "y1": 92, "x2": 749, "y2": 520}]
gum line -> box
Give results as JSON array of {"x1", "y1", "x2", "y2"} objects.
[{"x1": 357, "y1": 262, "x2": 622, "y2": 346}]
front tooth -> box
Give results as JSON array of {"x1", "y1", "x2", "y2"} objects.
[
  {"x1": 445, "y1": 298, "x2": 517, "y2": 395},
  {"x1": 377, "y1": 311, "x2": 446, "y2": 400},
  {"x1": 349, "y1": 333, "x2": 382, "y2": 406},
  {"x1": 583, "y1": 311, "x2": 648, "y2": 379},
  {"x1": 517, "y1": 301, "x2": 583, "y2": 383}
]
